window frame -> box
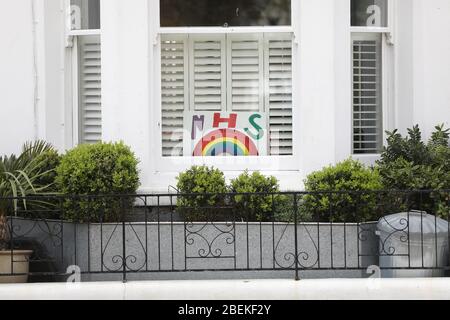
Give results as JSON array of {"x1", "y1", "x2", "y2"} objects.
[
  {"x1": 154, "y1": 0, "x2": 300, "y2": 171},
  {"x1": 65, "y1": 0, "x2": 102, "y2": 146},
  {"x1": 350, "y1": 0, "x2": 395, "y2": 156}
]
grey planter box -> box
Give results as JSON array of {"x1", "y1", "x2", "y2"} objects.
[{"x1": 9, "y1": 217, "x2": 379, "y2": 281}]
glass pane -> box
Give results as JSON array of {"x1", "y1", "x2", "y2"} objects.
[
  {"x1": 160, "y1": 0, "x2": 291, "y2": 27},
  {"x1": 70, "y1": 0, "x2": 100, "y2": 30},
  {"x1": 351, "y1": 0, "x2": 387, "y2": 27}
]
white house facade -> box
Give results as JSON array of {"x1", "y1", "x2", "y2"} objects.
[{"x1": 0, "y1": 0, "x2": 449, "y2": 192}]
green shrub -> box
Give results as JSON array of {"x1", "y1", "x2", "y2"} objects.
[
  {"x1": 1, "y1": 141, "x2": 60, "y2": 198},
  {"x1": 302, "y1": 159, "x2": 383, "y2": 222},
  {"x1": 0, "y1": 141, "x2": 59, "y2": 241},
  {"x1": 34, "y1": 149, "x2": 61, "y2": 191},
  {"x1": 377, "y1": 124, "x2": 450, "y2": 217},
  {"x1": 230, "y1": 170, "x2": 293, "y2": 222},
  {"x1": 21, "y1": 144, "x2": 61, "y2": 219},
  {"x1": 274, "y1": 194, "x2": 314, "y2": 222},
  {"x1": 56, "y1": 142, "x2": 140, "y2": 222},
  {"x1": 176, "y1": 165, "x2": 227, "y2": 221}
]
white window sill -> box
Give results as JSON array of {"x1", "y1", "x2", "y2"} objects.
[{"x1": 351, "y1": 154, "x2": 381, "y2": 166}]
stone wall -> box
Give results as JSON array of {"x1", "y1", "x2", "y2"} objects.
[{"x1": 9, "y1": 217, "x2": 379, "y2": 281}]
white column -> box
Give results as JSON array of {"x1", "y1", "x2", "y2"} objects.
[
  {"x1": 101, "y1": 0, "x2": 152, "y2": 188},
  {"x1": 298, "y1": 0, "x2": 337, "y2": 174}
]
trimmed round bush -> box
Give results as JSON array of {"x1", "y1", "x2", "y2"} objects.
[
  {"x1": 56, "y1": 142, "x2": 140, "y2": 222},
  {"x1": 229, "y1": 171, "x2": 311, "y2": 222},
  {"x1": 230, "y1": 170, "x2": 282, "y2": 221},
  {"x1": 302, "y1": 158, "x2": 383, "y2": 222},
  {"x1": 176, "y1": 165, "x2": 227, "y2": 221}
]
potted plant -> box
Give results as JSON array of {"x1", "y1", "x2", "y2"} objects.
[
  {"x1": 0, "y1": 141, "x2": 57, "y2": 283},
  {"x1": 0, "y1": 206, "x2": 33, "y2": 283}
]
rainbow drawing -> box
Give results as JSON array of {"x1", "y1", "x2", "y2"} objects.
[{"x1": 192, "y1": 129, "x2": 259, "y2": 157}]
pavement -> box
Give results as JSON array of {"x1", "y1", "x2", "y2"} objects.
[{"x1": 0, "y1": 278, "x2": 449, "y2": 300}]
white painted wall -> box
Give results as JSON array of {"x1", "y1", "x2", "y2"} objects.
[
  {"x1": 411, "y1": 0, "x2": 450, "y2": 140},
  {"x1": 42, "y1": 0, "x2": 66, "y2": 152},
  {"x1": 396, "y1": 0, "x2": 450, "y2": 139},
  {"x1": 0, "y1": 0, "x2": 449, "y2": 191},
  {"x1": 0, "y1": 0, "x2": 36, "y2": 155},
  {"x1": 0, "y1": 0, "x2": 66, "y2": 155}
]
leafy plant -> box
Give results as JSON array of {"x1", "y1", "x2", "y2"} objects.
[
  {"x1": 377, "y1": 124, "x2": 450, "y2": 217},
  {"x1": 0, "y1": 141, "x2": 57, "y2": 249},
  {"x1": 33, "y1": 149, "x2": 61, "y2": 191},
  {"x1": 176, "y1": 165, "x2": 227, "y2": 221},
  {"x1": 273, "y1": 194, "x2": 314, "y2": 222},
  {"x1": 301, "y1": 159, "x2": 383, "y2": 222},
  {"x1": 230, "y1": 170, "x2": 285, "y2": 221},
  {"x1": 56, "y1": 142, "x2": 140, "y2": 222}
]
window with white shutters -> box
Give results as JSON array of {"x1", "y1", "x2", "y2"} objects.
[
  {"x1": 189, "y1": 35, "x2": 227, "y2": 111},
  {"x1": 78, "y1": 35, "x2": 102, "y2": 144},
  {"x1": 350, "y1": 0, "x2": 390, "y2": 154},
  {"x1": 265, "y1": 34, "x2": 293, "y2": 155},
  {"x1": 160, "y1": 33, "x2": 293, "y2": 157},
  {"x1": 227, "y1": 34, "x2": 264, "y2": 112},
  {"x1": 350, "y1": 0, "x2": 389, "y2": 155},
  {"x1": 161, "y1": 36, "x2": 188, "y2": 156},
  {"x1": 69, "y1": 2, "x2": 101, "y2": 145},
  {"x1": 352, "y1": 34, "x2": 382, "y2": 154}
]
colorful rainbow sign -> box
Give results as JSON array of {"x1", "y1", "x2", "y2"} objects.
[
  {"x1": 185, "y1": 111, "x2": 267, "y2": 157},
  {"x1": 192, "y1": 129, "x2": 259, "y2": 156}
]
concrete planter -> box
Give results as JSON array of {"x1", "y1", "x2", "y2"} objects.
[
  {"x1": 0, "y1": 250, "x2": 33, "y2": 283},
  {"x1": 9, "y1": 217, "x2": 379, "y2": 281}
]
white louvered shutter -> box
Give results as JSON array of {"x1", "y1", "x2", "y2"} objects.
[
  {"x1": 352, "y1": 33, "x2": 383, "y2": 154},
  {"x1": 159, "y1": 33, "x2": 294, "y2": 157},
  {"x1": 227, "y1": 34, "x2": 264, "y2": 112},
  {"x1": 264, "y1": 34, "x2": 293, "y2": 155},
  {"x1": 161, "y1": 35, "x2": 188, "y2": 156},
  {"x1": 78, "y1": 35, "x2": 102, "y2": 144},
  {"x1": 189, "y1": 35, "x2": 226, "y2": 111}
]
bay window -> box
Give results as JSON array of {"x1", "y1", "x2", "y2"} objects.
[{"x1": 159, "y1": 0, "x2": 293, "y2": 158}]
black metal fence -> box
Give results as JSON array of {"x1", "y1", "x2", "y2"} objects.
[{"x1": 0, "y1": 190, "x2": 449, "y2": 282}]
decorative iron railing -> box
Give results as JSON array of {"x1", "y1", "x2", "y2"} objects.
[{"x1": 0, "y1": 190, "x2": 448, "y2": 282}]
